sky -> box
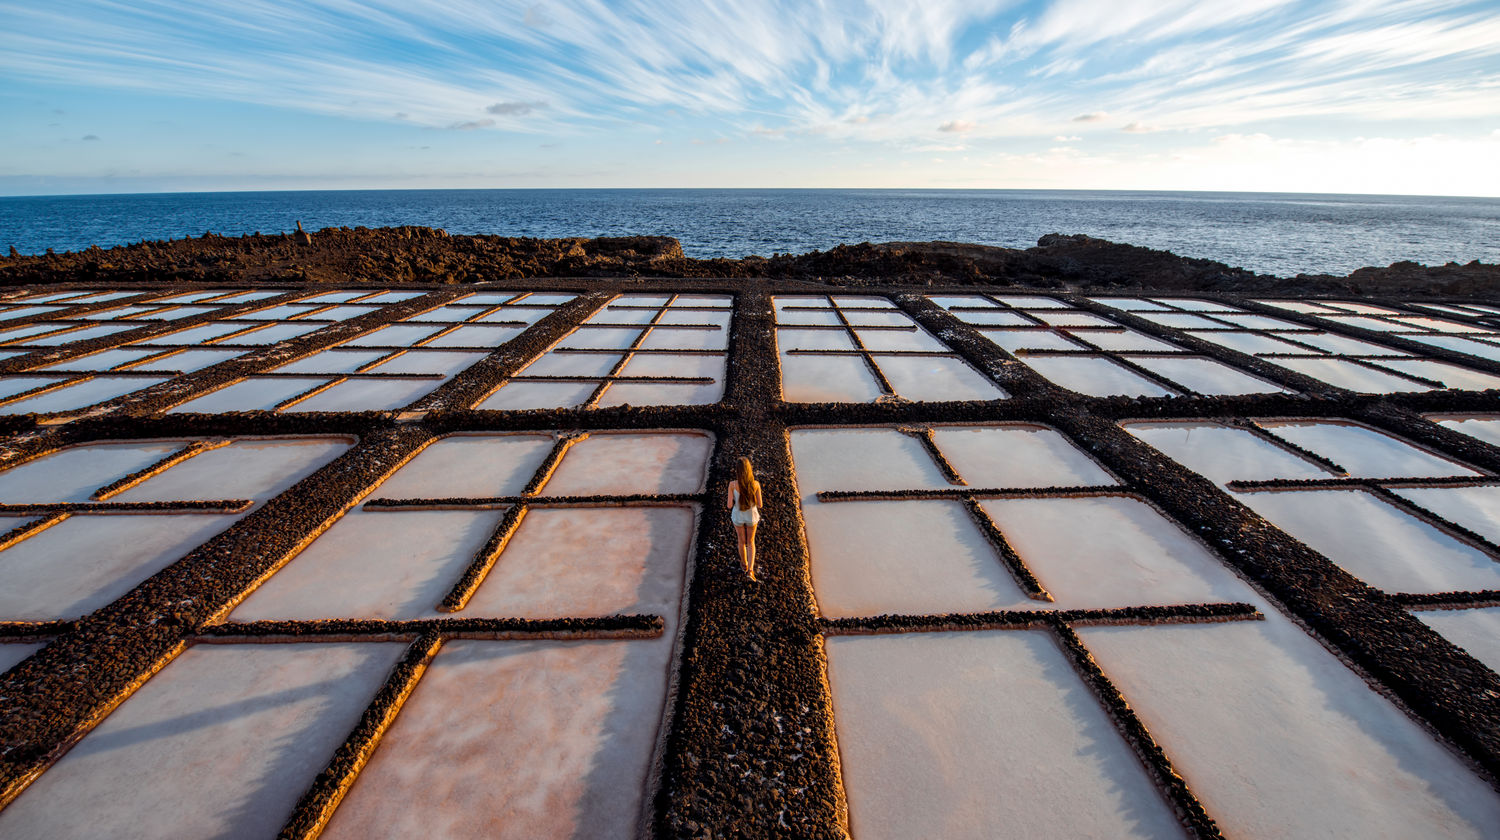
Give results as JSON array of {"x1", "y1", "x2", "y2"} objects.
[{"x1": 1, "y1": 0, "x2": 1497, "y2": 196}]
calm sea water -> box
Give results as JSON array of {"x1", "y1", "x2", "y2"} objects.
[{"x1": 2, "y1": 189, "x2": 1498, "y2": 278}]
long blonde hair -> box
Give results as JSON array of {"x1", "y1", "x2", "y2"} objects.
[{"x1": 736, "y1": 457, "x2": 761, "y2": 510}]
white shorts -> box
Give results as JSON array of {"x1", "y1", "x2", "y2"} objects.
[{"x1": 731, "y1": 505, "x2": 760, "y2": 527}]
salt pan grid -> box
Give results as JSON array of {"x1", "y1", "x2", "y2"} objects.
[
  {"x1": 2, "y1": 282, "x2": 1500, "y2": 839},
  {"x1": 1092, "y1": 296, "x2": 1500, "y2": 393},
  {"x1": 479, "y1": 294, "x2": 729, "y2": 409},
  {"x1": 1127, "y1": 419, "x2": 1500, "y2": 661},
  {"x1": 775, "y1": 295, "x2": 1004, "y2": 402},
  {"x1": 934, "y1": 294, "x2": 1287, "y2": 397},
  {"x1": 793, "y1": 422, "x2": 1500, "y2": 838}
]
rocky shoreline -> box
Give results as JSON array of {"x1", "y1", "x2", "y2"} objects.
[{"x1": 2, "y1": 227, "x2": 1496, "y2": 296}]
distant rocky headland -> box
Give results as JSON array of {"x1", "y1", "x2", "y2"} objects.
[{"x1": 2, "y1": 226, "x2": 1495, "y2": 296}]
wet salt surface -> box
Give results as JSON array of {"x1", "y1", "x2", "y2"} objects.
[
  {"x1": 1081, "y1": 617, "x2": 1500, "y2": 839},
  {"x1": 1261, "y1": 420, "x2": 1477, "y2": 478},
  {"x1": 0, "y1": 375, "x2": 169, "y2": 415},
  {"x1": 927, "y1": 426, "x2": 1114, "y2": 487},
  {"x1": 0, "y1": 514, "x2": 241, "y2": 620},
  {"x1": 825, "y1": 631, "x2": 1184, "y2": 840},
  {"x1": 779, "y1": 353, "x2": 882, "y2": 402},
  {"x1": 1233, "y1": 489, "x2": 1500, "y2": 593},
  {"x1": 1122, "y1": 422, "x2": 1330, "y2": 484},
  {"x1": 540, "y1": 432, "x2": 712, "y2": 496},
  {"x1": 0, "y1": 441, "x2": 183, "y2": 502},
  {"x1": 0, "y1": 643, "x2": 404, "y2": 839},
  {"x1": 804, "y1": 500, "x2": 1035, "y2": 617},
  {"x1": 1430, "y1": 414, "x2": 1500, "y2": 448},
  {"x1": 1021, "y1": 356, "x2": 1175, "y2": 397},
  {"x1": 169, "y1": 377, "x2": 327, "y2": 413},
  {"x1": 790, "y1": 428, "x2": 950, "y2": 492},
  {"x1": 0, "y1": 642, "x2": 42, "y2": 673},
  {"x1": 112, "y1": 438, "x2": 353, "y2": 503},
  {"x1": 1271, "y1": 357, "x2": 1434, "y2": 392},
  {"x1": 1128, "y1": 356, "x2": 1287, "y2": 395},
  {"x1": 286, "y1": 377, "x2": 438, "y2": 411},
  {"x1": 874, "y1": 356, "x2": 1004, "y2": 402},
  {"x1": 371, "y1": 434, "x2": 554, "y2": 498},
  {"x1": 323, "y1": 637, "x2": 675, "y2": 840},
  {"x1": 1390, "y1": 486, "x2": 1500, "y2": 545},
  {"x1": 982, "y1": 496, "x2": 1255, "y2": 608},
  {"x1": 1416, "y1": 607, "x2": 1500, "y2": 673}
]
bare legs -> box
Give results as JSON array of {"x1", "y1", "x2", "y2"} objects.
[{"x1": 734, "y1": 522, "x2": 758, "y2": 580}]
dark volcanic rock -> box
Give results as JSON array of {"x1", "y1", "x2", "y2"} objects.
[{"x1": 1, "y1": 225, "x2": 1496, "y2": 297}]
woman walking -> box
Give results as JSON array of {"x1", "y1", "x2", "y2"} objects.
[{"x1": 727, "y1": 457, "x2": 762, "y2": 581}]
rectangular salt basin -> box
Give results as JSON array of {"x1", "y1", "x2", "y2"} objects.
[
  {"x1": 953, "y1": 308, "x2": 1034, "y2": 326},
  {"x1": 232, "y1": 509, "x2": 503, "y2": 620},
  {"x1": 0, "y1": 513, "x2": 239, "y2": 620},
  {"x1": 405, "y1": 305, "x2": 486, "y2": 323},
  {"x1": 321, "y1": 637, "x2": 673, "y2": 840},
  {"x1": 0, "y1": 375, "x2": 168, "y2": 415},
  {"x1": 359, "y1": 291, "x2": 424, "y2": 303},
  {"x1": 1021, "y1": 356, "x2": 1175, "y2": 397},
  {"x1": 237, "y1": 304, "x2": 322, "y2": 320},
  {"x1": 476, "y1": 306, "x2": 551, "y2": 325},
  {"x1": 1270, "y1": 356, "x2": 1432, "y2": 393},
  {"x1": 541, "y1": 432, "x2": 712, "y2": 496},
  {"x1": 423, "y1": 325, "x2": 523, "y2": 347},
  {"x1": 128, "y1": 348, "x2": 245, "y2": 372},
  {"x1": 307, "y1": 305, "x2": 379, "y2": 321},
  {"x1": 994, "y1": 295, "x2": 1068, "y2": 308},
  {"x1": 1031, "y1": 310, "x2": 1119, "y2": 328},
  {"x1": 0, "y1": 642, "x2": 42, "y2": 673},
  {"x1": 1125, "y1": 422, "x2": 1333, "y2": 484},
  {"x1": 655, "y1": 308, "x2": 731, "y2": 327},
  {"x1": 777, "y1": 329, "x2": 856, "y2": 351},
  {"x1": 1402, "y1": 334, "x2": 1500, "y2": 363},
  {"x1": 1377, "y1": 358, "x2": 1500, "y2": 391},
  {"x1": 521, "y1": 351, "x2": 624, "y2": 377},
  {"x1": 1262, "y1": 420, "x2": 1479, "y2": 479},
  {"x1": 0, "y1": 376, "x2": 70, "y2": 400},
  {"x1": 1128, "y1": 356, "x2": 1287, "y2": 395},
  {"x1": 26, "y1": 324, "x2": 139, "y2": 345},
  {"x1": 1430, "y1": 415, "x2": 1500, "y2": 448},
  {"x1": 982, "y1": 496, "x2": 1255, "y2": 608},
  {"x1": 856, "y1": 328, "x2": 950, "y2": 353},
  {"x1": 780, "y1": 353, "x2": 883, "y2": 402},
  {"x1": 274, "y1": 348, "x2": 393, "y2": 374},
  {"x1": 144, "y1": 320, "x2": 252, "y2": 345},
  {"x1": 298, "y1": 291, "x2": 370, "y2": 303},
  {"x1": 637, "y1": 327, "x2": 726, "y2": 351},
  {"x1": 979, "y1": 329, "x2": 1082, "y2": 353},
  {"x1": 804, "y1": 499, "x2": 1036, "y2": 616},
  {"x1": 0, "y1": 643, "x2": 403, "y2": 840},
  {"x1": 1390, "y1": 485, "x2": 1500, "y2": 545},
  {"x1": 1296, "y1": 331, "x2": 1410, "y2": 354},
  {"x1": 454, "y1": 292, "x2": 517, "y2": 305},
  {"x1": 789, "y1": 428, "x2": 952, "y2": 493},
  {"x1": 287, "y1": 378, "x2": 438, "y2": 411},
  {"x1": 1186, "y1": 330, "x2": 1318, "y2": 356},
  {"x1": 842, "y1": 310, "x2": 912, "y2": 328},
  {"x1": 560, "y1": 327, "x2": 641, "y2": 350},
  {"x1": 591, "y1": 306, "x2": 660, "y2": 326},
  {"x1": 1416, "y1": 607, "x2": 1500, "y2": 674},
  {"x1": 596, "y1": 381, "x2": 722, "y2": 406},
  {"x1": 476, "y1": 380, "x2": 597, "y2": 410},
  {"x1": 0, "y1": 323, "x2": 74, "y2": 343},
  {"x1": 877, "y1": 356, "x2": 1005, "y2": 402},
  {"x1": 618, "y1": 353, "x2": 724, "y2": 380},
  {"x1": 113, "y1": 438, "x2": 352, "y2": 503},
  {"x1": 825, "y1": 631, "x2": 1183, "y2": 840},
  {"x1": 369, "y1": 350, "x2": 486, "y2": 376},
  {"x1": 1073, "y1": 329, "x2": 1180, "y2": 352},
  {"x1": 38, "y1": 348, "x2": 160, "y2": 372},
  {"x1": 928, "y1": 425, "x2": 1115, "y2": 487},
  {"x1": 1234, "y1": 489, "x2": 1500, "y2": 593},
  {"x1": 1080, "y1": 618, "x2": 1500, "y2": 839},
  {"x1": 0, "y1": 441, "x2": 182, "y2": 503},
  {"x1": 168, "y1": 377, "x2": 328, "y2": 413},
  {"x1": 462, "y1": 506, "x2": 693, "y2": 619},
  {"x1": 1211, "y1": 313, "x2": 1305, "y2": 331},
  {"x1": 214, "y1": 322, "x2": 324, "y2": 345},
  {"x1": 1151, "y1": 298, "x2": 1241, "y2": 312},
  {"x1": 1090, "y1": 297, "x2": 1172, "y2": 311},
  {"x1": 373, "y1": 434, "x2": 555, "y2": 499},
  {"x1": 342, "y1": 325, "x2": 443, "y2": 347},
  {"x1": 1134, "y1": 312, "x2": 1231, "y2": 330}
]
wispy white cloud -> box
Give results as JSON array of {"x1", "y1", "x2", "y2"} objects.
[{"x1": 1, "y1": 0, "x2": 1497, "y2": 188}]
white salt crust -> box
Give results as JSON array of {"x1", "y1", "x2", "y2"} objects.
[
  {"x1": 0, "y1": 643, "x2": 404, "y2": 839},
  {"x1": 1080, "y1": 617, "x2": 1500, "y2": 839},
  {"x1": 825, "y1": 631, "x2": 1184, "y2": 840},
  {"x1": 1415, "y1": 607, "x2": 1500, "y2": 674}
]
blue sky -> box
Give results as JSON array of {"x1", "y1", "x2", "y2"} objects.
[{"x1": 2, "y1": 0, "x2": 1497, "y2": 195}]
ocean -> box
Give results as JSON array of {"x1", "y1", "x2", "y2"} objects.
[{"x1": 2, "y1": 188, "x2": 1497, "y2": 279}]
